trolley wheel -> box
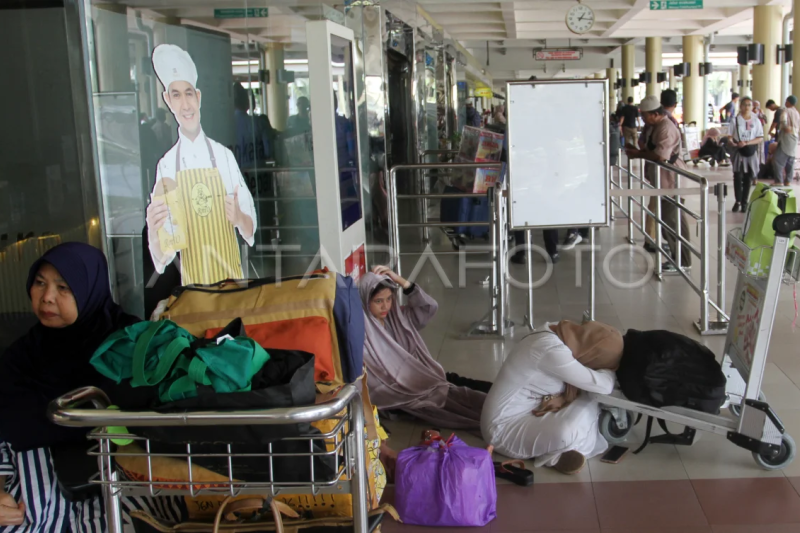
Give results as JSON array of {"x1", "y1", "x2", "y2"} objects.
[
  {"x1": 753, "y1": 433, "x2": 796, "y2": 470},
  {"x1": 599, "y1": 410, "x2": 634, "y2": 444}
]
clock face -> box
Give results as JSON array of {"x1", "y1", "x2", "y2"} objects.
[{"x1": 566, "y1": 4, "x2": 595, "y2": 34}]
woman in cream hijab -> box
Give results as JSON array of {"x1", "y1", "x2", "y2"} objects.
[{"x1": 481, "y1": 320, "x2": 623, "y2": 474}]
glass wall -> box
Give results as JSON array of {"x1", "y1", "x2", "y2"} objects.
[{"x1": 0, "y1": 2, "x2": 99, "y2": 349}]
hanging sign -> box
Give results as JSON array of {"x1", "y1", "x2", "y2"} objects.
[
  {"x1": 214, "y1": 8, "x2": 269, "y2": 18},
  {"x1": 474, "y1": 87, "x2": 493, "y2": 97},
  {"x1": 535, "y1": 49, "x2": 583, "y2": 61},
  {"x1": 650, "y1": 0, "x2": 702, "y2": 9}
]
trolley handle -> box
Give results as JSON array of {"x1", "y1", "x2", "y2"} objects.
[
  {"x1": 774, "y1": 213, "x2": 800, "y2": 237},
  {"x1": 48, "y1": 384, "x2": 359, "y2": 429}
]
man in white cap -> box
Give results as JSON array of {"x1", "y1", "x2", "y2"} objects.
[
  {"x1": 625, "y1": 94, "x2": 691, "y2": 272},
  {"x1": 145, "y1": 44, "x2": 257, "y2": 285}
]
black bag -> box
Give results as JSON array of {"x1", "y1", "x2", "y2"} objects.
[
  {"x1": 739, "y1": 144, "x2": 758, "y2": 157},
  {"x1": 618, "y1": 329, "x2": 727, "y2": 413}
]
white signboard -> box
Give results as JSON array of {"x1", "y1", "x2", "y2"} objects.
[{"x1": 506, "y1": 79, "x2": 609, "y2": 229}]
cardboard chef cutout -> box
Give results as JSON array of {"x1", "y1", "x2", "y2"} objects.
[{"x1": 146, "y1": 44, "x2": 257, "y2": 285}]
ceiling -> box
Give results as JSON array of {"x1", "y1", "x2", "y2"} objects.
[{"x1": 418, "y1": 0, "x2": 792, "y2": 81}]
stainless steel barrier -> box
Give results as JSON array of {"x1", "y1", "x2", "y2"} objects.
[
  {"x1": 610, "y1": 150, "x2": 729, "y2": 335},
  {"x1": 48, "y1": 385, "x2": 369, "y2": 533},
  {"x1": 418, "y1": 150, "x2": 460, "y2": 243},
  {"x1": 388, "y1": 162, "x2": 511, "y2": 337}
]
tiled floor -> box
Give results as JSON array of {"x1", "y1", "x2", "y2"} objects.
[{"x1": 381, "y1": 162, "x2": 800, "y2": 531}]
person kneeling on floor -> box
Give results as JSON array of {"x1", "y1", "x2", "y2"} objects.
[
  {"x1": 359, "y1": 266, "x2": 490, "y2": 430},
  {"x1": 481, "y1": 320, "x2": 622, "y2": 475}
]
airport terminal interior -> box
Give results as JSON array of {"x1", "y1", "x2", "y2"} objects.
[{"x1": 4, "y1": 0, "x2": 800, "y2": 530}]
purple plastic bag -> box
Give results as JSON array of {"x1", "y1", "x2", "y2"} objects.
[{"x1": 395, "y1": 435, "x2": 497, "y2": 527}]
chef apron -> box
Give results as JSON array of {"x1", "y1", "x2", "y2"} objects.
[{"x1": 175, "y1": 137, "x2": 243, "y2": 285}]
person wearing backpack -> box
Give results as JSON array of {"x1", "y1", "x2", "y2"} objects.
[
  {"x1": 481, "y1": 320, "x2": 623, "y2": 475},
  {"x1": 730, "y1": 96, "x2": 765, "y2": 212}
]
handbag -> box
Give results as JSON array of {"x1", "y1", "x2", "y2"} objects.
[
  {"x1": 129, "y1": 496, "x2": 398, "y2": 533},
  {"x1": 736, "y1": 115, "x2": 759, "y2": 158}
]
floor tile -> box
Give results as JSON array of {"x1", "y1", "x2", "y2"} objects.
[
  {"x1": 588, "y1": 426, "x2": 688, "y2": 482},
  {"x1": 593, "y1": 480, "x2": 708, "y2": 529},
  {"x1": 693, "y1": 477, "x2": 800, "y2": 525},
  {"x1": 382, "y1": 521, "x2": 490, "y2": 533},
  {"x1": 492, "y1": 483, "x2": 599, "y2": 531},
  {"x1": 600, "y1": 526, "x2": 712, "y2": 533},
  {"x1": 711, "y1": 525, "x2": 800, "y2": 533}
]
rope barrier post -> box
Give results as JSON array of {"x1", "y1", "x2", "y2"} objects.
[
  {"x1": 655, "y1": 164, "x2": 663, "y2": 279},
  {"x1": 697, "y1": 180, "x2": 710, "y2": 334},
  {"x1": 490, "y1": 187, "x2": 500, "y2": 334},
  {"x1": 496, "y1": 185, "x2": 507, "y2": 337},
  {"x1": 640, "y1": 158, "x2": 646, "y2": 243},
  {"x1": 626, "y1": 150, "x2": 634, "y2": 245},
  {"x1": 588, "y1": 226, "x2": 596, "y2": 321},
  {"x1": 525, "y1": 229, "x2": 534, "y2": 330},
  {"x1": 717, "y1": 183, "x2": 727, "y2": 323}
]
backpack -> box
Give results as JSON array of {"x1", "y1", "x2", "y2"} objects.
[
  {"x1": 617, "y1": 329, "x2": 727, "y2": 413},
  {"x1": 616, "y1": 329, "x2": 727, "y2": 453}
]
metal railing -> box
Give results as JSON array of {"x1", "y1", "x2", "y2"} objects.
[
  {"x1": 610, "y1": 151, "x2": 729, "y2": 335},
  {"x1": 388, "y1": 162, "x2": 510, "y2": 337},
  {"x1": 417, "y1": 150, "x2": 460, "y2": 242}
]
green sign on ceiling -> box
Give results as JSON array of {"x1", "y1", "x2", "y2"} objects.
[
  {"x1": 214, "y1": 8, "x2": 269, "y2": 19},
  {"x1": 650, "y1": 0, "x2": 702, "y2": 9}
]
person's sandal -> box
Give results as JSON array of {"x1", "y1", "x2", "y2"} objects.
[
  {"x1": 554, "y1": 451, "x2": 586, "y2": 475},
  {"x1": 494, "y1": 460, "x2": 534, "y2": 486}
]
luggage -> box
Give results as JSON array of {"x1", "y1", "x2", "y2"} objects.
[
  {"x1": 395, "y1": 435, "x2": 496, "y2": 527},
  {"x1": 440, "y1": 186, "x2": 490, "y2": 238},
  {"x1": 161, "y1": 272, "x2": 364, "y2": 388},
  {"x1": 92, "y1": 319, "x2": 269, "y2": 403},
  {"x1": 617, "y1": 329, "x2": 727, "y2": 414},
  {"x1": 744, "y1": 183, "x2": 797, "y2": 276}
]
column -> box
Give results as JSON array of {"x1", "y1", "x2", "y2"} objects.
[
  {"x1": 740, "y1": 64, "x2": 752, "y2": 97},
  {"x1": 669, "y1": 66, "x2": 676, "y2": 90},
  {"x1": 752, "y1": 5, "x2": 782, "y2": 124},
  {"x1": 93, "y1": 4, "x2": 132, "y2": 92},
  {"x1": 622, "y1": 44, "x2": 635, "y2": 102},
  {"x1": 265, "y1": 44, "x2": 289, "y2": 131},
  {"x1": 731, "y1": 69, "x2": 740, "y2": 95},
  {"x1": 682, "y1": 35, "x2": 704, "y2": 127},
  {"x1": 606, "y1": 67, "x2": 618, "y2": 114},
  {"x1": 795, "y1": 0, "x2": 800, "y2": 97},
  {"x1": 645, "y1": 37, "x2": 662, "y2": 97}
]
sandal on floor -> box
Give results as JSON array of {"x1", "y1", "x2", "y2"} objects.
[
  {"x1": 554, "y1": 451, "x2": 586, "y2": 475},
  {"x1": 494, "y1": 460, "x2": 534, "y2": 486}
]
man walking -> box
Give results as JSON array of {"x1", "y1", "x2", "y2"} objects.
[
  {"x1": 773, "y1": 95, "x2": 800, "y2": 186},
  {"x1": 620, "y1": 97, "x2": 639, "y2": 147}
]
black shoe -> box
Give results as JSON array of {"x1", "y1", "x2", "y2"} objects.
[
  {"x1": 662, "y1": 261, "x2": 691, "y2": 273},
  {"x1": 550, "y1": 253, "x2": 560, "y2": 264},
  {"x1": 644, "y1": 242, "x2": 658, "y2": 253},
  {"x1": 732, "y1": 202, "x2": 741, "y2": 213},
  {"x1": 510, "y1": 252, "x2": 526, "y2": 265},
  {"x1": 562, "y1": 233, "x2": 582, "y2": 250}
]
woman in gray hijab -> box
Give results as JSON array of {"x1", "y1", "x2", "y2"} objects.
[{"x1": 358, "y1": 266, "x2": 489, "y2": 429}]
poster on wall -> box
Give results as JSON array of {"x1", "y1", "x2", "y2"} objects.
[{"x1": 145, "y1": 44, "x2": 258, "y2": 286}]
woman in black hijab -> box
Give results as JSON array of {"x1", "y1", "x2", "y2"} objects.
[{"x1": 0, "y1": 242, "x2": 183, "y2": 531}]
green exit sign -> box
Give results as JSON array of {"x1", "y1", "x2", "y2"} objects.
[
  {"x1": 214, "y1": 8, "x2": 269, "y2": 19},
  {"x1": 650, "y1": 0, "x2": 702, "y2": 9}
]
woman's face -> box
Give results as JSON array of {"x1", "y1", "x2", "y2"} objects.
[
  {"x1": 369, "y1": 287, "x2": 394, "y2": 321},
  {"x1": 741, "y1": 100, "x2": 753, "y2": 115},
  {"x1": 30, "y1": 263, "x2": 78, "y2": 328}
]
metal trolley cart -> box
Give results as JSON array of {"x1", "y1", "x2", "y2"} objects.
[
  {"x1": 47, "y1": 383, "x2": 370, "y2": 533},
  {"x1": 591, "y1": 213, "x2": 800, "y2": 469}
]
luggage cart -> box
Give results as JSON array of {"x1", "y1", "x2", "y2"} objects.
[
  {"x1": 592, "y1": 213, "x2": 800, "y2": 469},
  {"x1": 47, "y1": 383, "x2": 370, "y2": 533}
]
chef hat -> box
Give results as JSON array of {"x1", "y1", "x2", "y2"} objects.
[{"x1": 152, "y1": 44, "x2": 198, "y2": 91}]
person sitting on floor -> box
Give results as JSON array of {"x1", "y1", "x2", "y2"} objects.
[
  {"x1": 698, "y1": 128, "x2": 731, "y2": 167},
  {"x1": 481, "y1": 320, "x2": 623, "y2": 475},
  {"x1": 359, "y1": 265, "x2": 490, "y2": 430}
]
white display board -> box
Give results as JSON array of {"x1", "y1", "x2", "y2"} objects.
[{"x1": 506, "y1": 80, "x2": 609, "y2": 229}]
